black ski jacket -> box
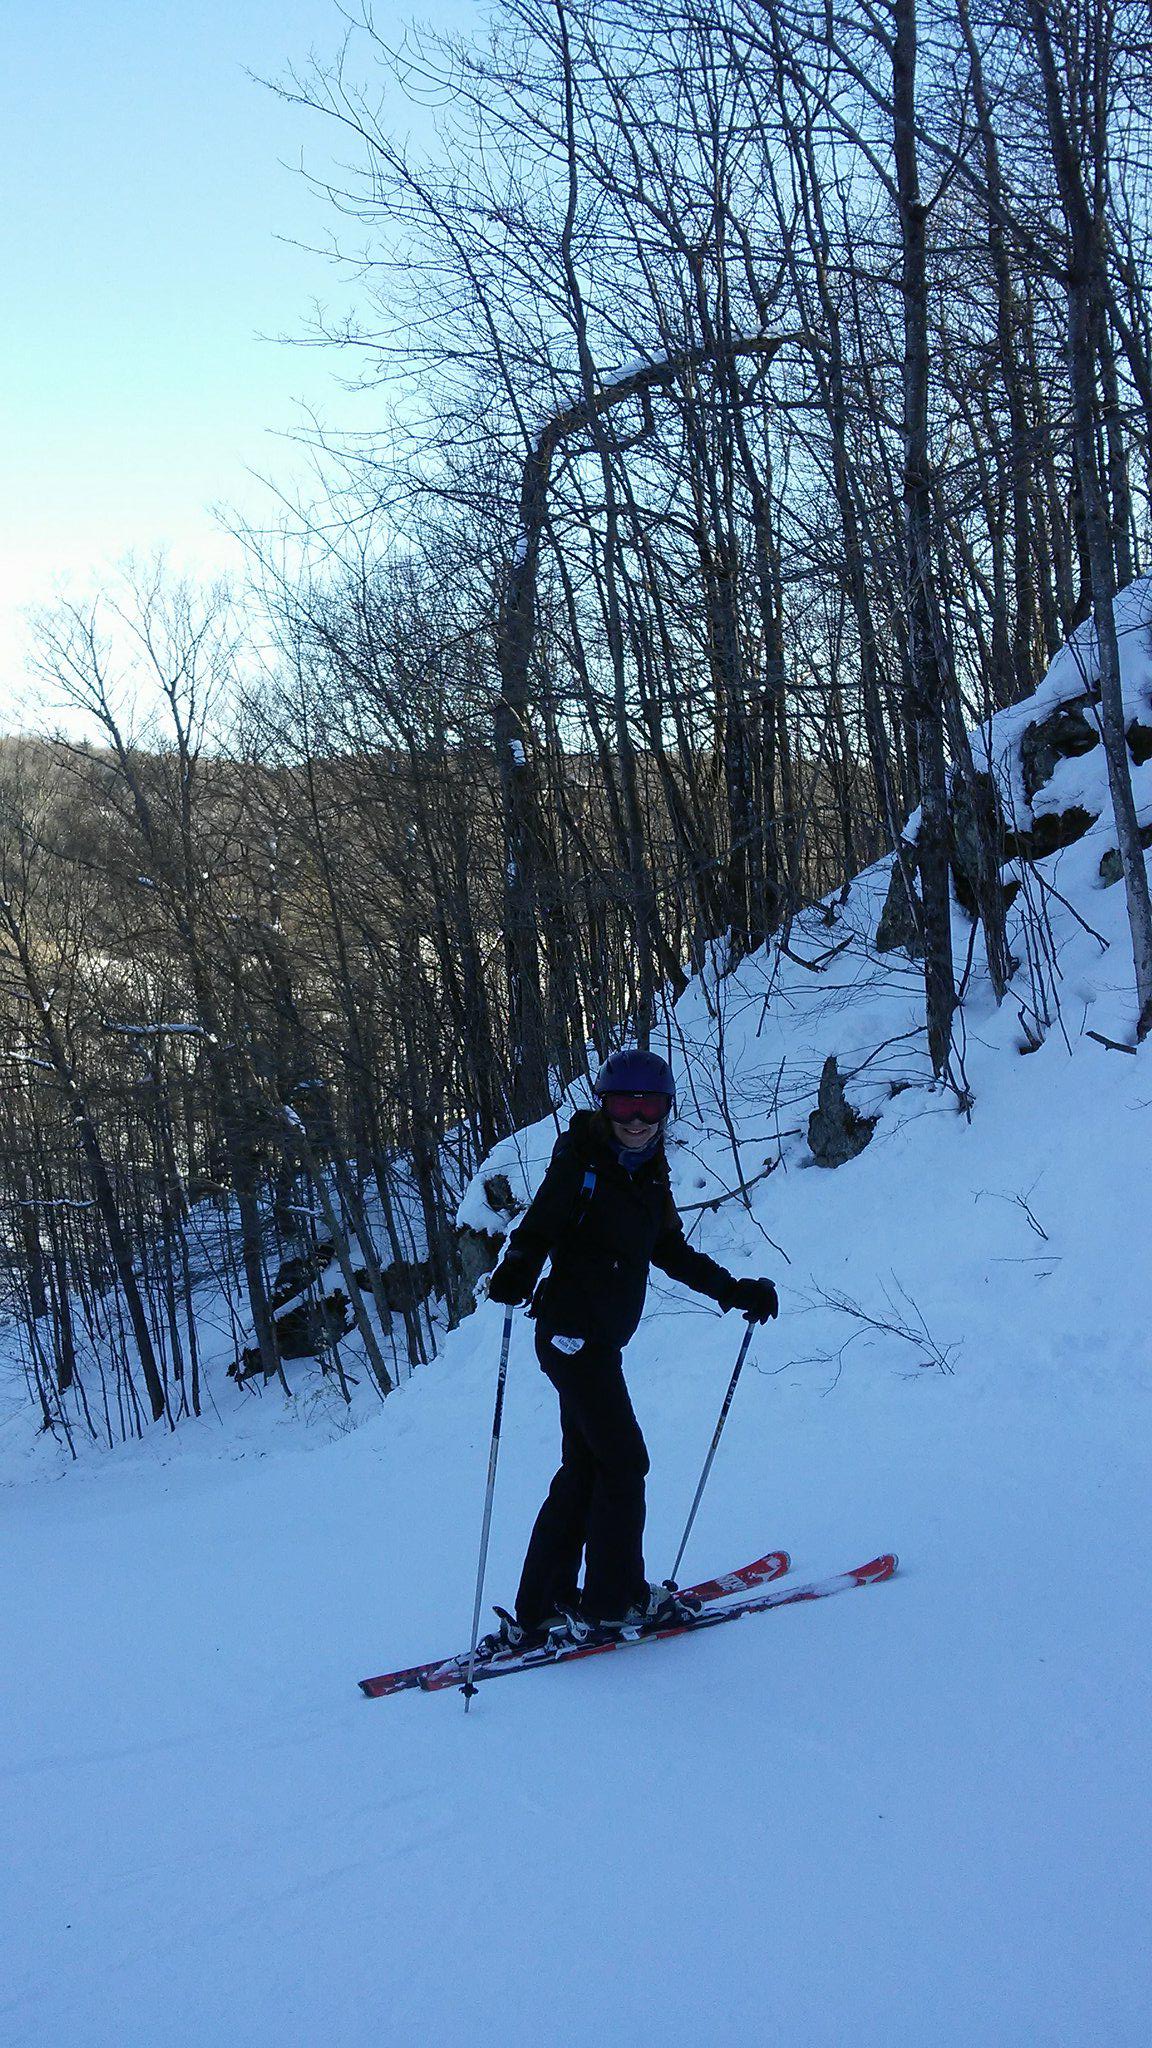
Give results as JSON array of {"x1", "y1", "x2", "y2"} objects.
[{"x1": 504, "y1": 1109, "x2": 735, "y2": 1349}]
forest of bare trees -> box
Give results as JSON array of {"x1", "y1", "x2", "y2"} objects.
[{"x1": 3, "y1": 0, "x2": 1151, "y2": 1447}]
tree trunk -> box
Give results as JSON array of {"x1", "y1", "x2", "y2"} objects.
[
  {"x1": 1027, "y1": 0, "x2": 1152, "y2": 1037},
  {"x1": 893, "y1": 0, "x2": 957, "y2": 1076}
]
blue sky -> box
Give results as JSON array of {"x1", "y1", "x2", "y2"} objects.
[{"x1": 2, "y1": 0, "x2": 476, "y2": 721}]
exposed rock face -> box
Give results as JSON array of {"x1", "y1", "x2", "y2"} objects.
[
  {"x1": 455, "y1": 1226, "x2": 500, "y2": 1306},
  {"x1": 451, "y1": 1172, "x2": 525, "y2": 1320},
  {"x1": 274, "y1": 1290, "x2": 354, "y2": 1358},
  {"x1": 876, "y1": 851, "x2": 923, "y2": 956},
  {"x1": 1127, "y1": 718, "x2": 1152, "y2": 767},
  {"x1": 482, "y1": 1174, "x2": 521, "y2": 1221},
  {"x1": 230, "y1": 1289, "x2": 355, "y2": 1379},
  {"x1": 1099, "y1": 822, "x2": 1152, "y2": 885},
  {"x1": 1003, "y1": 806, "x2": 1097, "y2": 861},
  {"x1": 270, "y1": 1240, "x2": 335, "y2": 1309},
  {"x1": 377, "y1": 1259, "x2": 434, "y2": 1312},
  {"x1": 807, "y1": 1055, "x2": 877, "y2": 1167},
  {"x1": 1020, "y1": 698, "x2": 1100, "y2": 802}
]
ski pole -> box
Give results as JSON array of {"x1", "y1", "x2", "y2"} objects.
[
  {"x1": 667, "y1": 1318, "x2": 756, "y2": 1587},
  {"x1": 462, "y1": 1303, "x2": 515, "y2": 1711}
]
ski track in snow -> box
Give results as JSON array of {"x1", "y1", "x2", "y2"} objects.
[{"x1": 2, "y1": 599, "x2": 1152, "y2": 2045}]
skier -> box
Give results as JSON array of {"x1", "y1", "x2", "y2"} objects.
[{"x1": 483, "y1": 1049, "x2": 778, "y2": 1655}]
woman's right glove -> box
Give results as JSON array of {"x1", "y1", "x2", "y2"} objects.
[
  {"x1": 722, "y1": 1276, "x2": 779, "y2": 1323},
  {"x1": 486, "y1": 1252, "x2": 535, "y2": 1307}
]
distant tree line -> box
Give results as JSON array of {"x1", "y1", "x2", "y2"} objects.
[{"x1": 2, "y1": 0, "x2": 1151, "y2": 1444}]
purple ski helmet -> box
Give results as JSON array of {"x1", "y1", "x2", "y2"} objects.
[{"x1": 592, "y1": 1047, "x2": 676, "y2": 1118}]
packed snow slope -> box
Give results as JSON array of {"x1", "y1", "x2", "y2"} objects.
[{"x1": 2, "y1": 592, "x2": 1151, "y2": 2047}]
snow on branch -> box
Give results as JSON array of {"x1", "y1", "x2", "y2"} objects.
[{"x1": 102, "y1": 1022, "x2": 214, "y2": 1040}]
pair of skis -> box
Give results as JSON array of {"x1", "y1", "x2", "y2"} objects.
[{"x1": 358, "y1": 1548, "x2": 897, "y2": 1699}]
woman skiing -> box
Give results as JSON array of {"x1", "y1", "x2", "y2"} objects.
[{"x1": 484, "y1": 1049, "x2": 778, "y2": 1654}]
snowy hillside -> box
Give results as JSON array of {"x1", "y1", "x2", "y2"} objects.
[{"x1": 2, "y1": 593, "x2": 1151, "y2": 2046}]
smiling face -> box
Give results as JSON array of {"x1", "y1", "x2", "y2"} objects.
[{"x1": 610, "y1": 1111, "x2": 658, "y2": 1150}]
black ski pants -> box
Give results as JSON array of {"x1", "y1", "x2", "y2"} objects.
[{"x1": 515, "y1": 1327, "x2": 650, "y2": 1629}]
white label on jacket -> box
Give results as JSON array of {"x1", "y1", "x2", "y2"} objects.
[{"x1": 551, "y1": 1335, "x2": 585, "y2": 1356}]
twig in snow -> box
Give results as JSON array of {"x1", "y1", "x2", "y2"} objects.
[
  {"x1": 975, "y1": 1182, "x2": 1050, "y2": 1242},
  {"x1": 779, "y1": 937, "x2": 854, "y2": 972},
  {"x1": 1086, "y1": 1029, "x2": 1137, "y2": 1055},
  {"x1": 678, "y1": 1159, "x2": 791, "y2": 1261},
  {"x1": 804, "y1": 1275, "x2": 958, "y2": 1375},
  {"x1": 1033, "y1": 872, "x2": 1110, "y2": 953}
]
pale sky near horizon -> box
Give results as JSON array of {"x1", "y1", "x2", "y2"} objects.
[{"x1": 2, "y1": 0, "x2": 479, "y2": 728}]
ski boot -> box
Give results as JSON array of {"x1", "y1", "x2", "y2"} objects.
[
  {"x1": 473, "y1": 1607, "x2": 553, "y2": 1664},
  {"x1": 616, "y1": 1581, "x2": 702, "y2": 1636},
  {"x1": 638, "y1": 1580, "x2": 703, "y2": 1629},
  {"x1": 577, "y1": 1582, "x2": 703, "y2": 1645},
  {"x1": 541, "y1": 1605, "x2": 595, "y2": 1652}
]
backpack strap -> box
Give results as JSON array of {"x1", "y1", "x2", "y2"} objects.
[{"x1": 573, "y1": 1165, "x2": 597, "y2": 1226}]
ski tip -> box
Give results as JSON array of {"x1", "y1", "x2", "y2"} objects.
[{"x1": 856, "y1": 1553, "x2": 898, "y2": 1583}]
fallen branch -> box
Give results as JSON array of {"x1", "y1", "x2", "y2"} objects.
[
  {"x1": 780, "y1": 937, "x2": 854, "y2": 972},
  {"x1": 678, "y1": 1148, "x2": 799, "y2": 1227},
  {"x1": 1086, "y1": 1029, "x2": 1137, "y2": 1055},
  {"x1": 1034, "y1": 873, "x2": 1110, "y2": 953}
]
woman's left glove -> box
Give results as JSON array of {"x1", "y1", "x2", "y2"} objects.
[
  {"x1": 487, "y1": 1253, "x2": 535, "y2": 1306},
  {"x1": 723, "y1": 1276, "x2": 779, "y2": 1323}
]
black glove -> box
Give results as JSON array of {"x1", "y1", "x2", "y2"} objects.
[
  {"x1": 723, "y1": 1276, "x2": 779, "y2": 1323},
  {"x1": 487, "y1": 1253, "x2": 535, "y2": 1307}
]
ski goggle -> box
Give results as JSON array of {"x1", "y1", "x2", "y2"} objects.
[{"x1": 601, "y1": 1091, "x2": 670, "y2": 1125}]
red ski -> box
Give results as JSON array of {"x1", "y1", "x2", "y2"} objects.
[
  {"x1": 416, "y1": 1554, "x2": 897, "y2": 1694},
  {"x1": 358, "y1": 1548, "x2": 790, "y2": 1699}
]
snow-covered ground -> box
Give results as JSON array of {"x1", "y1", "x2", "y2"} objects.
[{"x1": 2, "y1": 598, "x2": 1151, "y2": 2046}]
